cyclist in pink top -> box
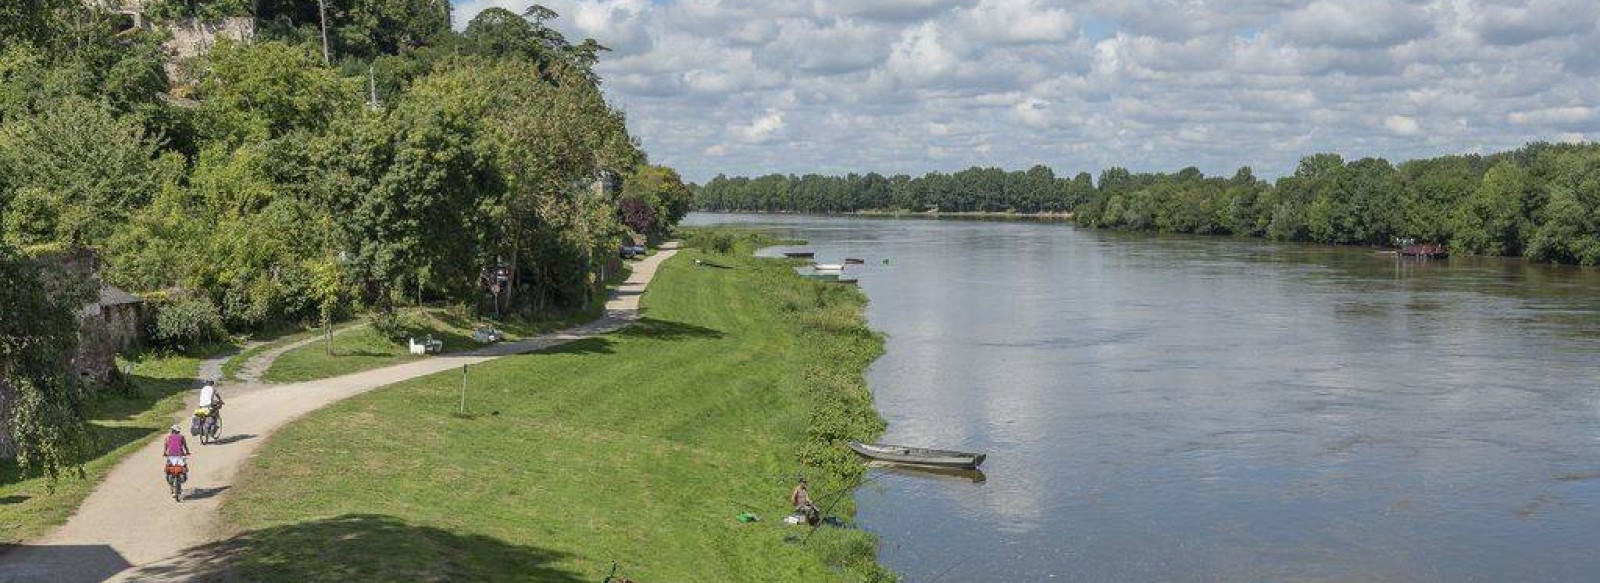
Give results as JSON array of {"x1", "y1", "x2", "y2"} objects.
[{"x1": 164, "y1": 425, "x2": 189, "y2": 457}]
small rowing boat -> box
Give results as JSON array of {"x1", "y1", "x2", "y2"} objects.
[
  {"x1": 813, "y1": 263, "x2": 845, "y2": 272},
  {"x1": 844, "y1": 258, "x2": 865, "y2": 265},
  {"x1": 848, "y1": 441, "x2": 986, "y2": 469},
  {"x1": 1400, "y1": 244, "x2": 1447, "y2": 258},
  {"x1": 782, "y1": 251, "x2": 815, "y2": 258}
]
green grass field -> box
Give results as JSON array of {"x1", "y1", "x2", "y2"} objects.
[
  {"x1": 1, "y1": 347, "x2": 219, "y2": 544},
  {"x1": 220, "y1": 321, "x2": 368, "y2": 381},
  {"x1": 211, "y1": 242, "x2": 893, "y2": 581}
]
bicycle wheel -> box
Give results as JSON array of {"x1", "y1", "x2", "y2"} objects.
[{"x1": 169, "y1": 474, "x2": 181, "y2": 501}]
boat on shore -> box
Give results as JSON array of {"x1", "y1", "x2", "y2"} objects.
[
  {"x1": 848, "y1": 441, "x2": 986, "y2": 469},
  {"x1": 814, "y1": 263, "x2": 845, "y2": 272},
  {"x1": 1400, "y1": 244, "x2": 1447, "y2": 258},
  {"x1": 783, "y1": 251, "x2": 815, "y2": 259},
  {"x1": 794, "y1": 267, "x2": 841, "y2": 280}
]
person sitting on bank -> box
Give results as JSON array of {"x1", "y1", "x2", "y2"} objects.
[{"x1": 791, "y1": 477, "x2": 820, "y2": 526}]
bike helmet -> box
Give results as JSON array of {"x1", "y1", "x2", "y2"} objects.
[{"x1": 170, "y1": 424, "x2": 181, "y2": 433}]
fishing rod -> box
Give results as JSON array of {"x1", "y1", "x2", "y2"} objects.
[{"x1": 801, "y1": 472, "x2": 885, "y2": 545}]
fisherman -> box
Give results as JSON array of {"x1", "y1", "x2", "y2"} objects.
[{"x1": 790, "y1": 477, "x2": 820, "y2": 526}]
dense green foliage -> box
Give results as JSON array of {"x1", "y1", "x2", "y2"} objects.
[
  {"x1": 697, "y1": 143, "x2": 1600, "y2": 265},
  {"x1": 698, "y1": 165, "x2": 1091, "y2": 214},
  {"x1": 0, "y1": 3, "x2": 677, "y2": 477},
  {"x1": 1, "y1": 2, "x2": 668, "y2": 332},
  {"x1": 620, "y1": 164, "x2": 694, "y2": 239},
  {"x1": 220, "y1": 246, "x2": 892, "y2": 582},
  {"x1": 0, "y1": 244, "x2": 94, "y2": 482}
]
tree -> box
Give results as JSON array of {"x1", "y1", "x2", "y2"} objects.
[
  {"x1": 1525, "y1": 149, "x2": 1600, "y2": 264},
  {"x1": 621, "y1": 165, "x2": 693, "y2": 238},
  {"x1": 196, "y1": 41, "x2": 360, "y2": 144},
  {"x1": 0, "y1": 97, "x2": 178, "y2": 247},
  {"x1": 1451, "y1": 160, "x2": 1531, "y2": 256},
  {"x1": 0, "y1": 242, "x2": 94, "y2": 482}
]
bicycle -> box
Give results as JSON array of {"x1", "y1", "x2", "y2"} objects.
[
  {"x1": 164, "y1": 457, "x2": 187, "y2": 502},
  {"x1": 194, "y1": 407, "x2": 222, "y2": 445}
]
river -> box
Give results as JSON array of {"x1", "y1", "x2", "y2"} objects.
[{"x1": 684, "y1": 213, "x2": 1600, "y2": 582}]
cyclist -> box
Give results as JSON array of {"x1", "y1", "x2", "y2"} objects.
[
  {"x1": 197, "y1": 380, "x2": 224, "y2": 437},
  {"x1": 163, "y1": 425, "x2": 190, "y2": 475}
]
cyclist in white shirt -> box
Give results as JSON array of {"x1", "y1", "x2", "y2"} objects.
[{"x1": 198, "y1": 380, "x2": 224, "y2": 425}]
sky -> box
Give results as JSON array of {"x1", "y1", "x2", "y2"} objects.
[{"x1": 448, "y1": 0, "x2": 1600, "y2": 183}]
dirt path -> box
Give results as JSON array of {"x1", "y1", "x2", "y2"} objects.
[
  {"x1": 0, "y1": 245, "x2": 679, "y2": 583},
  {"x1": 229, "y1": 324, "x2": 367, "y2": 384}
]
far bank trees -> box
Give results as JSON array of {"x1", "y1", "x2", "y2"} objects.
[{"x1": 696, "y1": 143, "x2": 1600, "y2": 265}]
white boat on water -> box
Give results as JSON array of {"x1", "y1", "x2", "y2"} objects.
[{"x1": 814, "y1": 263, "x2": 845, "y2": 272}]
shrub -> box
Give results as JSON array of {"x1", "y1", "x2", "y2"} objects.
[{"x1": 150, "y1": 294, "x2": 225, "y2": 346}]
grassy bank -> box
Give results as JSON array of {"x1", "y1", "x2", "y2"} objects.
[
  {"x1": 207, "y1": 236, "x2": 892, "y2": 581},
  {"x1": 1, "y1": 347, "x2": 219, "y2": 544}
]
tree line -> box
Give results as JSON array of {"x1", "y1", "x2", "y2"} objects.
[
  {"x1": 1, "y1": 1, "x2": 689, "y2": 477},
  {"x1": 694, "y1": 142, "x2": 1600, "y2": 265}
]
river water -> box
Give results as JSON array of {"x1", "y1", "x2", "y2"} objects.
[{"x1": 685, "y1": 213, "x2": 1600, "y2": 582}]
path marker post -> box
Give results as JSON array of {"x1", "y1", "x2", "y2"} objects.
[{"x1": 460, "y1": 364, "x2": 468, "y2": 414}]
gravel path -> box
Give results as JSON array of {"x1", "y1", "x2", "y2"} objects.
[{"x1": 0, "y1": 245, "x2": 678, "y2": 583}]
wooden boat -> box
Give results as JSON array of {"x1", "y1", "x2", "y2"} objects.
[
  {"x1": 828, "y1": 277, "x2": 859, "y2": 285},
  {"x1": 782, "y1": 251, "x2": 815, "y2": 259},
  {"x1": 1401, "y1": 243, "x2": 1452, "y2": 257},
  {"x1": 848, "y1": 441, "x2": 986, "y2": 469},
  {"x1": 843, "y1": 258, "x2": 865, "y2": 265},
  {"x1": 794, "y1": 267, "x2": 840, "y2": 280}
]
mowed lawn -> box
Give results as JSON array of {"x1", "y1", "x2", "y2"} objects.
[{"x1": 214, "y1": 247, "x2": 892, "y2": 582}]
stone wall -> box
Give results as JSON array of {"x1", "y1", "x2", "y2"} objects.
[{"x1": 164, "y1": 17, "x2": 256, "y2": 84}]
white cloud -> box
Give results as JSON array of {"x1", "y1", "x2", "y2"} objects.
[
  {"x1": 1384, "y1": 115, "x2": 1421, "y2": 136},
  {"x1": 1507, "y1": 106, "x2": 1596, "y2": 126},
  {"x1": 446, "y1": 0, "x2": 1600, "y2": 182},
  {"x1": 1279, "y1": 0, "x2": 1434, "y2": 48},
  {"x1": 734, "y1": 111, "x2": 787, "y2": 143}
]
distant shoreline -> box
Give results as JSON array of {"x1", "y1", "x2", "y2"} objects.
[{"x1": 699, "y1": 209, "x2": 1076, "y2": 222}]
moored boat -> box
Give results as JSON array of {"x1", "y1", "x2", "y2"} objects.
[
  {"x1": 848, "y1": 441, "x2": 986, "y2": 469},
  {"x1": 814, "y1": 263, "x2": 845, "y2": 271},
  {"x1": 783, "y1": 251, "x2": 816, "y2": 258},
  {"x1": 844, "y1": 258, "x2": 865, "y2": 265},
  {"x1": 1400, "y1": 244, "x2": 1447, "y2": 258}
]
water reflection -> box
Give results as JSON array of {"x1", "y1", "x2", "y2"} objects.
[{"x1": 687, "y1": 214, "x2": 1600, "y2": 582}]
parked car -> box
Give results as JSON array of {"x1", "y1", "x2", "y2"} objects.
[
  {"x1": 620, "y1": 244, "x2": 647, "y2": 259},
  {"x1": 473, "y1": 326, "x2": 504, "y2": 344}
]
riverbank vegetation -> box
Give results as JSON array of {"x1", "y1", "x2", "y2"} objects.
[
  {"x1": 2, "y1": 2, "x2": 690, "y2": 480},
  {"x1": 694, "y1": 142, "x2": 1600, "y2": 265},
  {"x1": 213, "y1": 237, "x2": 893, "y2": 581}
]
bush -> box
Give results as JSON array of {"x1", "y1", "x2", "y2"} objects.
[{"x1": 151, "y1": 294, "x2": 225, "y2": 346}]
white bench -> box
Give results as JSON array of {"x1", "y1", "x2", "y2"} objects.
[{"x1": 408, "y1": 337, "x2": 444, "y2": 355}]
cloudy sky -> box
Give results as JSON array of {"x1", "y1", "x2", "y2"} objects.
[{"x1": 449, "y1": 0, "x2": 1600, "y2": 183}]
